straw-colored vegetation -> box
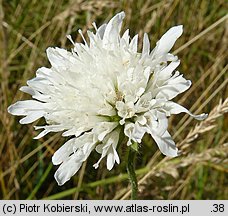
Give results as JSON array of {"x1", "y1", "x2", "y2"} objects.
[{"x1": 0, "y1": 0, "x2": 227, "y2": 199}]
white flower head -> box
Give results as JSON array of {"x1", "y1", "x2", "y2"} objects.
[{"x1": 8, "y1": 12, "x2": 207, "y2": 186}]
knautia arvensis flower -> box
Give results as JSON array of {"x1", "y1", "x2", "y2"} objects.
[{"x1": 8, "y1": 12, "x2": 207, "y2": 186}]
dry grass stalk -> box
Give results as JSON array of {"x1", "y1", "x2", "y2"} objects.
[{"x1": 179, "y1": 98, "x2": 228, "y2": 151}]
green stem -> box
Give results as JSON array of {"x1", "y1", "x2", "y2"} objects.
[{"x1": 127, "y1": 147, "x2": 138, "y2": 200}]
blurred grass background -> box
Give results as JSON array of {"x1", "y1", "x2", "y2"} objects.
[{"x1": 0, "y1": 0, "x2": 227, "y2": 200}]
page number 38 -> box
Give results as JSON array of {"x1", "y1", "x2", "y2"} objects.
[{"x1": 211, "y1": 204, "x2": 224, "y2": 212}]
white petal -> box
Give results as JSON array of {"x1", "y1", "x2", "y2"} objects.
[
  {"x1": 93, "y1": 129, "x2": 120, "y2": 169},
  {"x1": 54, "y1": 152, "x2": 83, "y2": 186},
  {"x1": 33, "y1": 129, "x2": 49, "y2": 139},
  {"x1": 82, "y1": 141, "x2": 97, "y2": 158},
  {"x1": 103, "y1": 12, "x2": 125, "y2": 47},
  {"x1": 8, "y1": 100, "x2": 45, "y2": 116},
  {"x1": 93, "y1": 146, "x2": 108, "y2": 169},
  {"x1": 113, "y1": 146, "x2": 120, "y2": 164},
  {"x1": 52, "y1": 133, "x2": 95, "y2": 165},
  {"x1": 54, "y1": 133, "x2": 96, "y2": 185},
  {"x1": 129, "y1": 34, "x2": 138, "y2": 53},
  {"x1": 95, "y1": 143, "x2": 105, "y2": 154},
  {"x1": 20, "y1": 86, "x2": 50, "y2": 102},
  {"x1": 137, "y1": 115, "x2": 147, "y2": 125},
  {"x1": 159, "y1": 60, "x2": 180, "y2": 78},
  {"x1": 124, "y1": 122, "x2": 134, "y2": 144},
  {"x1": 19, "y1": 111, "x2": 45, "y2": 124},
  {"x1": 135, "y1": 92, "x2": 152, "y2": 113},
  {"x1": 96, "y1": 23, "x2": 107, "y2": 39},
  {"x1": 34, "y1": 125, "x2": 65, "y2": 139},
  {"x1": 156, "y1": 112, "x2": 168, "y2": 136},
  {"x1": 36, "y1": 67, "x2": 52, "y2": 77},
  {"x1": 26, "y1": 77, "x2": 50, "y2": 94},
  {"x1": 155, "y1": 73, "x2": 191, "y2": 100},
  {"x1": 151, "y1": 130, "x2": 178, "y2": 157},
  {"x1": 93, "y1": 122, "x2": 118, "y2": 141},
  {"x1": 124, "y1": 122, "x2": 146, "y2": 145},
  {"x1": 155, "y1": 25, "x2": 183, "y2": 56},
  {"x1": 142, "y1": 33, "x2": 150, "y2": 56},
  {"x1": 107, "y1": 152, "x2": 115, "y2": 170},
  {"x1": 52, "y1": 139, "x2": 75, "y2": 165},
  {"x1": 19, "y1": 86, "x2": 36, "y2": 95},
  {"x1": 121, "y1": 29, "x2": 130, "y2": 45},
  {"x1": 62, "y1": 127, "x2": 77, "y2": 137},
  {"x1": 164, "y1": 101, "x2": 208, "y2": 120},
  {"x1": 46, "y1": 47, "x2": 72, "y2": 68},
  {"x1": 106, "y1": 146, "x2": 120, "y2": 171}
]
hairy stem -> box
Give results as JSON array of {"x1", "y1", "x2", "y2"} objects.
[{"x1": 127, "y1": 147, "x2": 138, "y2": 200}]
